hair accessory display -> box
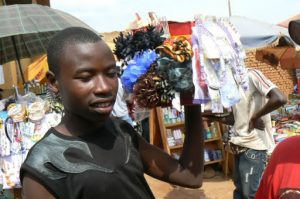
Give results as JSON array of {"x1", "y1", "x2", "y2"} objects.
[
  {"x1": 114, "y1": 15, "x2": 248, "y2": 109},
  {"x1": 121, "y1": 50, "x2": 158, "y2": 92},
  {"x1": 156, "y1": 36, "x2": 193, "y2": 63},
  {"x1": 156, "y1": 57, "x2": 193, "y2": 92},
  {"x1": 133, "y1": 65, "x2": 174, "y2": 107},
  {"x1": 113, "y1": 25, "x2": 165, "y2": 61},
  {"x1": 155, "y1": 36, "x2": 194, "y2": 92}
]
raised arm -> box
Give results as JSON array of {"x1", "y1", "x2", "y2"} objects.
[
  {"x1": 138, "y1": 104, "x2": 204, "y2": 188},
  {"x1": 179, "y1": 105, "x2": 204, "y2": 184}
]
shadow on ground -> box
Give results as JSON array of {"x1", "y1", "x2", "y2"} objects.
[
  {"x1": 146, "y1": 172, "x2": 234, "y2": 199},
  {"x1": 163, "y1": 186, "x2": 207, "y2": 199}
]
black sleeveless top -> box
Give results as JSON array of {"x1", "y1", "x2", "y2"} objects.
[{"x1": 20, "y1": 119, "x2": 155, "y2": 199}]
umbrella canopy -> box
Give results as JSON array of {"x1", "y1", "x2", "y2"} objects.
[
  {"x1": 228, "y1": 16, "x2": 291, "y2": 49},
  {"x1": 228, "y1": 16, "x2": 300, "y2": 69},
  {"x1": 0, "y1": 4, "x2": 96, "y2": 83}
]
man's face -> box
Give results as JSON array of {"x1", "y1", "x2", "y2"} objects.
[{"x1": 56, "y1": 40, "x2": 118, "y2": 123}]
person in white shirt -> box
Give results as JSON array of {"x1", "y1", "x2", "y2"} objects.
[{"x1": 207, "y1": 68, "x2": 287, "y2": 199}]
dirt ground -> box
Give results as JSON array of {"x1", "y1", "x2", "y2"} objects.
[
  {"x1": 146, "y1": 172, "x2": 235, "y2": 199},
  {"x1": 6, "y1": 172, "x2": 233, "y2": 199}
]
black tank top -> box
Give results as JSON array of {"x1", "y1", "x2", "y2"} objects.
[{"x1": 20, "y1": 119, "x2": 155, "y2": 199}]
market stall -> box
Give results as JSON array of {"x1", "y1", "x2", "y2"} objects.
[
  {"x1": 0, "y1": 10, "x2": 299, "y2": 196},
  {"x1": 0, "y1": 88, "x2": 63, "y2": 197},
  {"x1": 112, "y1": 13, "x2": 300, "y2": 179},
  {"x1": 113, "y1": 14, "x2": 252, "y2": 177}
]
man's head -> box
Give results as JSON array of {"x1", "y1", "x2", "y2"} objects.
[
  {"x1": 47, "y1": 27, "x2": 118, "y2": 124},
  {"x1": 47, "y1": 27, "x2": 102, "y2": 76}
]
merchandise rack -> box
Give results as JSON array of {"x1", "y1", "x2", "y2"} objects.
[{"x1": 149, "y1": 107, "x2": 229, "y2": 177}]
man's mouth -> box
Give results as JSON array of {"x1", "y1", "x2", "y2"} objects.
[{"x1": 90, "y1": 102, "x2": 112, "y2": 108}]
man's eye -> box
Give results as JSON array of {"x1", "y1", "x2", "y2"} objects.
[
  {"x1": 77, "y1": 76, "x2": 92, "y2": 82},
  {"x1": 107, "y1": 71, "x2": 117, "y2": 78}
]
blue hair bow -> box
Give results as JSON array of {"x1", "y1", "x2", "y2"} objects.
[{"x1": 121, "y1": 50, "x2": 158, "y2": 92}]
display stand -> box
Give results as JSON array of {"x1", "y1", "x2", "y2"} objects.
[{"x1": 150, "y1": 107, "x2": 229, "y2": 177}]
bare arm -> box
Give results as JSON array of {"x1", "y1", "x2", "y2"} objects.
[
  {"x1": 139, "y1": 105, "x2": 204, "y2": 188},
  {"x1": 179, "y1": 105, "x2": 204, "y2": 186},
  {"x1": 252, "y1": 87, "x2": 287, "y2": 119},
  {"x1": 22, "y1": 174, "x2": 55, "y2": 199},
  {"x1": 250, "y1": 87, "x2": 287, "y2": 130}
]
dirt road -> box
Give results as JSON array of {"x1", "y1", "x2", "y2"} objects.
[{"x1": 146, "y1": 173, "x2": 234, "y2": 199}]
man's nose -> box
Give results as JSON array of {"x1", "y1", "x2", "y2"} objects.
[{"x1": 93, "y1": 75, "x2": 112, "y2": 94}]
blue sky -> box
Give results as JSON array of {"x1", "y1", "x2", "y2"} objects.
[{"x1": 51, "y1": 0, "x2": 300, "y2": 33}]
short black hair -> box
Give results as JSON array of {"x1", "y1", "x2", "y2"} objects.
[{"x1": 47, "y1": 27, "x2": 102, "y2": 76}]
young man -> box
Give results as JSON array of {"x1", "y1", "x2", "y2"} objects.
[
  {"x1": 20, "y1": 27, "x2": 204, "y2": 199},
  {"x1": 206, "y1": 69, "x2": 287, "y2": 199},
  {"x1": 254, "y1": 19, "x2": 300, "y2": 199}
]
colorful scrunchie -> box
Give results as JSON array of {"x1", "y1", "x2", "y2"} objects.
[
  {"x1": 156, "y1": 57, "x2": 193, "y2": 92},
  {"x1": 156, "y1": 36, "x2": 193, "y2": 63},
  {"x1": 133, "y1": 64, "x2": 174, "y2": 108},
  {"x1": 121, "y1": 50, "x2": 158, "y2": 92}
]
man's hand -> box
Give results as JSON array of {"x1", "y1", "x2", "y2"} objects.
[{"x1": 249, "y1": 117, "x2": 265, "y2": 131}]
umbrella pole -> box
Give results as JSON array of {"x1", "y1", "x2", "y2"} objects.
[{"x1": 11, "y1": 36, "x2": 25, "y2": 84}]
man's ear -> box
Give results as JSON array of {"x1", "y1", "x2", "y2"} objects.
[{"x1": 46, "y1": 71, "x2": 59, "y2": 93}]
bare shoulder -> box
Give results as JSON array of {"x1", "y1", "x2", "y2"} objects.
[{"x1": 22, "y1": 174, "x2": 55, "y2": 199}]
